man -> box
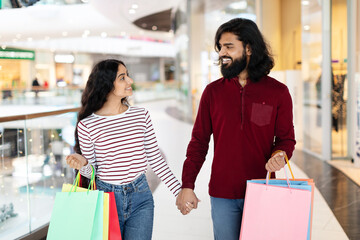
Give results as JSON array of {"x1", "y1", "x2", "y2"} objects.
[{"x1": 176, "y1": 18, "x2": 296, "y2": 240}]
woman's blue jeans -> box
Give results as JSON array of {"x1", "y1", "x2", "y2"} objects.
[
  {"x1": 210, "y1": 197, "x2": 245, "y2": 240},
  {"x1": 96, "y1": 174, "x2": 154, "y2": 240}
]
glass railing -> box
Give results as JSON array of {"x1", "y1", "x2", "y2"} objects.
[
  {"x1": 0, "y1": 107, "x2": 79, "y2": 240},
  {"x1": 0, "y1": 82, "x2": 181, "y2": 106},
  {"x1": 131, "y1": 81, "x2": 179, "y2": 103},
  {"x1": 0, "y1": 87, "x2": 82, "y2": 107}
]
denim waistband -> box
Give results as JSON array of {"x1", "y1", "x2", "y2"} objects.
[{"x1": 95, "y1": 174, "x2": 146, "y2": 193}]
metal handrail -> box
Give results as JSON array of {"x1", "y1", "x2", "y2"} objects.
[{"x1": 0, "y1": 107, "x2": 80, "y2": 123}]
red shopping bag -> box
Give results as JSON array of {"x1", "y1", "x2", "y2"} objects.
[{"x1": 107, "y1": 192, "x2": 122, "y2": 240}]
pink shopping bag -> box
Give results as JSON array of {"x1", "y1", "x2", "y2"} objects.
[{"x1": 240, "y1": 171, "x2": 312, "y2": 240}]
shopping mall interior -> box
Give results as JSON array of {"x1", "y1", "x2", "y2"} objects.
[{"x1": 0, "y1": 0, "x2": 359, "y2": 239}]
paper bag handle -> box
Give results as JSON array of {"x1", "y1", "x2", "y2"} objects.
[
  {"x1": 271, "y1": 150, "x2": 295, "y2": 180},
  {"x1": 70, "y1": 165, "x2": 96, "y2": 193}
]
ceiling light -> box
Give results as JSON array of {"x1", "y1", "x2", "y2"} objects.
[
  {"x1": 84, "y1": 30, "x2": 90, "y2": 35},
  {"x1": 101, "y1": 32, "x2": 107, "y2": 38},
  {"x1": 304, "y1": 25, "x2": 310, "y2": 30},
  {"x1": 81, "y1": 0, "x2": 89, "y2": 2},
  {"x1": 1, "y1": 45, "x2": 6, "y2": 50},
  {"x1": 302, "y1": 0, "x2": 310, "y2": 5},
  {"x1": 45, "y1": 36, "x2": 50, "y2": 40},
  {"x1": 120, "y1": 32, "x2": 126, "y2": 36},
  {"x1": 27, "y1": 37, "x2": 33, "y2": 42},
  {"x1": 0, "y1": 66, "x2": 2, "y2": 70},
  {"x1": 152, "y1": 26, "x2": 158, "y2": 31},
  {"x1": 229, "y1": 1, "x2": 247, "y2": 10},
  {"x1": 129, "y1": 9, "x2": 136, "y2": 14},
  {"x1": 62, "y1": 31, "x2": 68, "y2": 37},
  {"x1": 54, "y1": 54, "x2": 75, "y2": 63},
  {"x1": 131, "y1": 4, "x2": 138, "y2": 9}
]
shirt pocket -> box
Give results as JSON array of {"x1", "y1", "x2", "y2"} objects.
[{"x1": 250, "y1": 102, "x2": 274, "y2": 127}]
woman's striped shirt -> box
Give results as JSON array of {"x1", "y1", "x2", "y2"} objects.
[{"x1": 78, "y1": 106, "x2": 181, "y2": 196}]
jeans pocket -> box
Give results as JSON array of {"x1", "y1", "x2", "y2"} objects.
[
  {"x1": 136, "y1": 179, "x2": 151, "y2": 193},
  {"x1": 250, "y1": 102, "x2": 273, "y2": 127}
]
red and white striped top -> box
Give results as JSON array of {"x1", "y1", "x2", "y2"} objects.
[{"x1": 78, "y1": 106, "x2": 181, "y2": 196}]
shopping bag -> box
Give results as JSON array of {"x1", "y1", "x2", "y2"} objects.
[
  {"x1": 240, "y1": 168, "x2": 312, "y2": 240},
  {"x1": 48, "y1": 166, "x2": 104, "y2": 240},
  {"x1": 62, "y1": 177, "x2": 109, "y2": 240},
  {"x1": 272, "y1": 154, "x2": 315, "y2": 240},
  {"x1": 103, "y1": 193, "x2": 109, "y2": 240},
  {"x1": 273, "y1": 177, "x2": 315, "y2": 240},
  {"x1": 254, "y1": 152, "x2": 315, "y2": 240},
  {"x1": 108, "y1": 192, "x2": 122, "y2": 240}
]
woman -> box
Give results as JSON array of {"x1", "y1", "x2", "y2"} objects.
[{"x1": 65, "y1": 59, "x2": 182, "y2": 240}]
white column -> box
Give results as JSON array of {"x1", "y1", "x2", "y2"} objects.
[
  {"x1": 348, "y1": 0, "x2": 360, "y2": 167},
  {"x1": 159, "y1": 58, "x2": 165, "y2": 83},
  {"x1": 321, "y1": 0, "x2": 332, "y2": 160},
  {"x1": 188, "y1": 0, "x2": 205, "y2": 120}
]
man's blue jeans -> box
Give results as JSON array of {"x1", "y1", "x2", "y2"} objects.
[
  {"x1": 211, "y1": 197, "x2": 245, "y2": 240},
  {"x1": 96, "y1": 174, "x2": 154, "y2": 240}
]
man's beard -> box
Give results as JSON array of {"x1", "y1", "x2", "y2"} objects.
[{"x1": 220, "y1": 54, "x2": 247, "y2": 80}]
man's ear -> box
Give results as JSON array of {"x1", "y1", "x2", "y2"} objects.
[{"x1": 246, "y1": 45, "x2": 252, "y2": 56}]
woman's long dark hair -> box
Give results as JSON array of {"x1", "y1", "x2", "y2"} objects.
[
  {"x1": 214, "y1": 18, "x2": 274, "y2": 82},
  {"x1": 74, "y1": 59, "x2": 129, "y2": 186}
]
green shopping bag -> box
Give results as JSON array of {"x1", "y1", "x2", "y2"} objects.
[{"x1": 47, "y1": 166, "x2": 103, "y2": 240}]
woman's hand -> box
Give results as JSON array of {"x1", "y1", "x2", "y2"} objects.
[{"x1": 66, "y1": 153, "x2": 88, "y2": 170}]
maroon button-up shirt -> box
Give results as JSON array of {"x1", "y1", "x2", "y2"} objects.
[{"x1": 182, "y1": 75, "x2": 296, "y2": 199}]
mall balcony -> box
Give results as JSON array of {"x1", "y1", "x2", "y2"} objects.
[{"x1": 0, "y1": 0, "x2": 360, "y2": 240}]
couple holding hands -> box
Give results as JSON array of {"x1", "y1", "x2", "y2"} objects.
[{"x1": 66, "y1": 18, "x2": 295, "y2": 240}]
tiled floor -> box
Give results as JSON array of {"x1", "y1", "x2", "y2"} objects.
[
  {"x1": 327, "y1": 160, "x2": 360, "y2": 186},
  {"x1": 141, "y1": 99, "x2": 353, "y2": 240}
]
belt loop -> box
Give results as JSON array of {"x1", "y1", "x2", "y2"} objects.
[{"x1": 132, "y1": 181, "x2": 136, "y2": 190}]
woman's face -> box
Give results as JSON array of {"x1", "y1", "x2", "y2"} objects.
[{"x1": 111, "y1": 64, "x2": 133, "y2": 99}]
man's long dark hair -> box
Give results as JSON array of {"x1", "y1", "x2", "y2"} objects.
[
  {"x1": 74, "y1": 59, "x2": 129, "y2": 187},
  {"x1": 215, "y1": 18, "x2": 274, "y2": 82}
]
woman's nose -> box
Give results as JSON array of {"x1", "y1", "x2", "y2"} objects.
[{"x1": 126, "y1": 76, "x2": 133, "y2": 84}]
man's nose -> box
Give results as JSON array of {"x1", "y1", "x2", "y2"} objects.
[{"x1": 219, "y1": 47, "x2": 227, "y2": 57}]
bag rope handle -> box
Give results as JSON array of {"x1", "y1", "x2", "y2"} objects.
[{"x1": 271, "y1": 150, "x2": 295, "y2": 180}]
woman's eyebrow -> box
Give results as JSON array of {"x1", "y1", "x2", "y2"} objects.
[{"x1": 117, "y1": 73, "x2": 126, "y2": 78}]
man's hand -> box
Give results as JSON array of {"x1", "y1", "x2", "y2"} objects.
[
  {"x1": 176, "y1": 188, "x2": 200, "y2": 215},
  {"x1": 66, "y1": 153, "x2": 87, "y2": 170},
  {"x1": 265, "y1": 151, "x2": 286, "y2": 172}
]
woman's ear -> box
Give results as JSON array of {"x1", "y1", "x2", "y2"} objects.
[{"x1": 246, "y1": 45, "x2": 252, "y2": 56}]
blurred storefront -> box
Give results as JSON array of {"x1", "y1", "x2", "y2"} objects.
[
  {"x1": 0, "y1": 48, "x2": 35, "y2": 91},
  {"x1": 180, "y1": 0, "x2": 359, "y2": 163}
]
